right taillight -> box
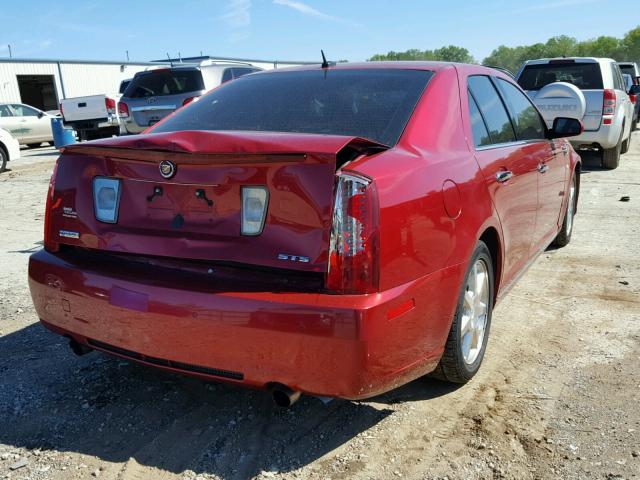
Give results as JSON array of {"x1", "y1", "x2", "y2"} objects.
[
  {"x1": 105, "y1": 97, "x2": 116, "y2": 115},
  {"x1": 93, "y1": 177, "x2": 122, "y2": 223},
  {"x1": 327, "y1": 173, "x2": 380, "y2": 294},
  {"x1": 118, "y1": 101, "x2": 129, "y2": 118},
  {"x1": 44, "y1": 159, "x2": 60, "y2": 252},
  {"x1": 603, "y1": 88, "x2": 616, "y2": 116}
]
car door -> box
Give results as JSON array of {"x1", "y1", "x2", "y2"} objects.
[
  {"x1": 467, "y1": 75, "x2": 539, "y2": 287},
  {"x1": 494, "y1": 78, "x2": 567, "y2": 250},
  {"x1": 0, "y1": 104, "x2": 24, "y2": 142},
  {"x1": 10, "y1": 104, "x2": 46, "y2": 143}
]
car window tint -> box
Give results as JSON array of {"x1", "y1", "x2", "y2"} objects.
[
  {"x1": 221, "y1": 69, "x2": 233, "y2": 83},
  {"x1": 11, "y1": 104, "x2": 38, "y2": 116},
  {"x1": 496, "y1": 79, "x2": 545, "y2": 140},
  {"x1": 468, "y1": 76, "x2": 516, "y2": 145},
  {"x1": 124, "y1": 69, "x2": 205, "y2": 98},
  {"x1": 0, "y1": 105, "x2": 12, "y2": 117},
  {"x1": 611, "y1": 64, "x2": 624, "y2": 90},
  {"x1": 518, "y1": 63, "x2": 603, "y2": 90},
  {"x1": 468, "y1": 92, "x2": 491, "y2": 147},
  {"x1": 152, "y1": 69, "x2": 433, "y2": 147}
]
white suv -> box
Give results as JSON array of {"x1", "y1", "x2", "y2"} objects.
[{"x1": 516, "y1": 57, "x2": 634, "y2": 169}]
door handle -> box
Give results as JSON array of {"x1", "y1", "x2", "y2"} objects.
[
  {"x1": 495, "y1": 170, "x2": 513, "y2": 183},
  {"x1": 538, "y1": 163, "x2": 549, "y2": 174}
]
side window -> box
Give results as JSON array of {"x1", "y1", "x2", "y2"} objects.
[
  {"x1": 221, "y1": 69, "x2": 233, "y2": 83},
  {"x1": 611, "y1": 64, "x2": 623, "y2": 90},
  {"x1": 468, "y1": 92, "x2": 492, "y2": 147},
  {"x1": 0, "y1": 105, "x2": 13, "y2": 117},
  {"x1": 231, "y1": 68, "x2": 259, "y2": 79},
  {"x1": 496, "y1": 79, "x2": 545, "y2": 140},
  {"x1": 11, "y1": 104, "x2": 39, "y2": 117},
  {"x1": 468, "y1": 76, "x2": 516, "y2": 145}
]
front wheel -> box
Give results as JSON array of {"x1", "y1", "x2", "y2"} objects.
[
  {"x1": 432, "y1": 241, "x2": 494, "y2": 384},
  {"x1": 553, "y1": 171, "x2": 578, "y2": 247}
]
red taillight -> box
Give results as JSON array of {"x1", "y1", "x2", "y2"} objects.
[
  {"x1": 118, "y1": 101, "x2": 129, "y2": 118},
  {"x1": 602, "y1": 89, "x2": 616, "y2": 116},
  {"x1": 182, "y1": 96, "x2": 199, "y2": 106},
  {"x1": 630, "y1": 94, "x2": 637, "y2": 105},
  {"x1": 327, "y1": 173, "x2": 379, "y2": 294},
  {"x1": 105, "y1": 97, "x2": 116, "y2": 115},
  {"x1": 44, "y1": 160, "x2": 60, "y2": 253}
]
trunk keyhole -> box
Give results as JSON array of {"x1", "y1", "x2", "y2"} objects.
[
  {"x1": 147, "y1": 186, "x2": 163, "y2": 203},
  {"x1": 195, "y1": 189, "x2": 213, "y2": 207}
]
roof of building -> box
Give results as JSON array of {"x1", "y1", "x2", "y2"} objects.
[{"x1": 0, "y1": 57, "x2": 169, "y2": 66}]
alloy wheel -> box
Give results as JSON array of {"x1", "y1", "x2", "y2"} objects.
[{"x1": 460, "y1": 258, "x2": 490, "y2": 365}]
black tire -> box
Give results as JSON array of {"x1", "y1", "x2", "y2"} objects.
[
  {"x1": 553, "y1": 171, "x2": 578, "y2": 248},
  {"x1": 432, "y1": 241, "x2": 494, "y2": 384},
  {"x1": 621, "y1": 131, "x2": 631, "y2": 154},
  {"x1": 27, "y1": 143, "x2": 42, "y2": 149},
  {"x1": 602, "y1": 136, "x2": 622, "y2": 170},
  {"x1": 0, "y1": 146, "x2": 7, "y2": 173}
]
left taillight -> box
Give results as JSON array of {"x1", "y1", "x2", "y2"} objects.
[
  {"x1": 43, "y1": 159, "x2": 60, "y2": 252},
  {"x1": 93, "y1": 177, "x2": 121, "y2": 223},
  {"x1": 118, "y1": 101, "x2": 129, "y2": 118},
  {"x1": 327, "y1": 172, "x2": 380, "y2": 294}
]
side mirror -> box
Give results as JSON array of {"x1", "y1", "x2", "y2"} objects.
[
  {"x1": 549, "y1": 117, "x2": 582, "y2": 139},
  {"x1": 629, "y1": 84, "x2": 640, "y2": 96},
  {"x1": 37, "y1": 111, "x2": 45, "y2": 119}
]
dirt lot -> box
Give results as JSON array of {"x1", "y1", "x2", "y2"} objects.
[{"x1": 1, "y1": 136, "x2": 639, "y2": 480}]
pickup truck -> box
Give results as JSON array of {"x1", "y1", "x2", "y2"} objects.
[{"x1": 59, "y1": 94, "x2": 122, "y2": 141}]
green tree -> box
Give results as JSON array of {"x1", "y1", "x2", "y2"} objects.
[
  {"x1": 368, "y1": 46, "x2": 475, "y2": 63},
  {"x1": 482, "y1": 26, "x2": 640, "y2": 72}
]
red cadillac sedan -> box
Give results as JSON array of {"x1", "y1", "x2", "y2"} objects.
[{"x1": 28, "y1": 62, "x2": 581, "y2": 406}]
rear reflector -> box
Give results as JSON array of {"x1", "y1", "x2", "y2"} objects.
[
  {"x1": 241, "y1": 186, "x2": 269, "y2": 235},
  {"x1": 327, "y1": 173, "x2": 379, "y2": 294},
  {"x1": 93, "y1": 177, "x2": 121, "y2": 223}
]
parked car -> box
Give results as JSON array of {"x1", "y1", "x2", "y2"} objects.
[
  {"x1": 617, "y1": 62, "x2": 639, "y2": 84},
  {"x1": 28, "y1": 62, "x2": 582, "y2": 405},
  {"x1": 0, "y1": 103, "x2": 54, "y2": 147},
  {"x1": 516, "y1": 57, "x2": 634, "y2": 169},
  {"x1": 0, "y1": 127, "x2": 20, "y2": 173},
  {"x1": 119, "y1": 62, "x2": 262, "y2": 134},
  {"x1": 59, "y1": 94, "x2": 122, "y2": 141}
]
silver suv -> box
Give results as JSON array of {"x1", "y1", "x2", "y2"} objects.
[
  {"x1": 516, "y1": 57, "x2": 634, "y2": 169},
  {"x1": 119, "y1": 62, "x2": 262, "y2": 134}
]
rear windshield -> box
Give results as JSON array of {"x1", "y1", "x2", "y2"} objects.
[
  {"x1": 619, "y1": 65, "x2": 636, "y2": 77},
  {"x1": 124, "y1": 69, "x2": 204, "y2": 98},
  {"x1": 518, "y1": 62, "x2": 603, "y2": 90},
  {"x1": 151, "y1": 69, "x2": 433, "y2": 146}
]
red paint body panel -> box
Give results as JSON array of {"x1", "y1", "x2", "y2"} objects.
[{"x1": 28, "y1": 62, "x2": 580, "y2": 399}]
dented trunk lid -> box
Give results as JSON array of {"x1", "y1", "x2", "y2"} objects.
[{"x1": 49, "y1": 130, "x2": 385, "y2": 273}]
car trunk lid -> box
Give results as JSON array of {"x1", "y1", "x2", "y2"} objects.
[{"x1": 49, "y1": 130, "x2": 386, "y2": 273}]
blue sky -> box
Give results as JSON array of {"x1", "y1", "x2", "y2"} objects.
[{"x1": 0, "y1": 0, "x2": 637, "y2": 63}]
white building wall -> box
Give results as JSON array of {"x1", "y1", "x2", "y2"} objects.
[
  {"x1": 0, "y1": 62, "x2": 59, "y2": 103},
  {"x1": 58, "y1": 63, "x2": 150, "y2": 97}
]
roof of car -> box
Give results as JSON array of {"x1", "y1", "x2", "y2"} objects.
[
  {"x1": 264, "y1": 61, "x2": 457, "y2": 72},
  {"x1": 523, "y1": 57, "x2": 614, "y2": 65}
]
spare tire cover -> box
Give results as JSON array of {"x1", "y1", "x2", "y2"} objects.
[{"x1": 530, "y1": 82, "x2": 586, "y2": 128}]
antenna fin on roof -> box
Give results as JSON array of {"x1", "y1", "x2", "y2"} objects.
[{"x1": 321, "y1": 50, "x2": 329, "y2": 69}]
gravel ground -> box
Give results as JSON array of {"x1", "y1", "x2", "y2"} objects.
[{"x1": 1, "y1": 135, "x2": 639, "y2": 480}]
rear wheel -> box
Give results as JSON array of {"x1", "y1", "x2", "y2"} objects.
[
  {"x1": 621, "y1": 130, "x2": 631, "y2": 154},
  {"x1": 602, "y1": 135, "x2": 622, "y2": 170},
  {"x1": 0, "y1": 147, "x2": 7, "y2": 173},
  {"x1": 432, "y1": 241, "x2": 494, "y2": 383},
  {"x1": 553, "y1": 171, "x2": 577, "y2": 247}
]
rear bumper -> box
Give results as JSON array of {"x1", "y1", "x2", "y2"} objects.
[
  {"x1": 570, "y1": 122, "x2": 622, "y2": 150},
  {"x1": 28, "y1": 249, "x2": 462, "y2": 399}
]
